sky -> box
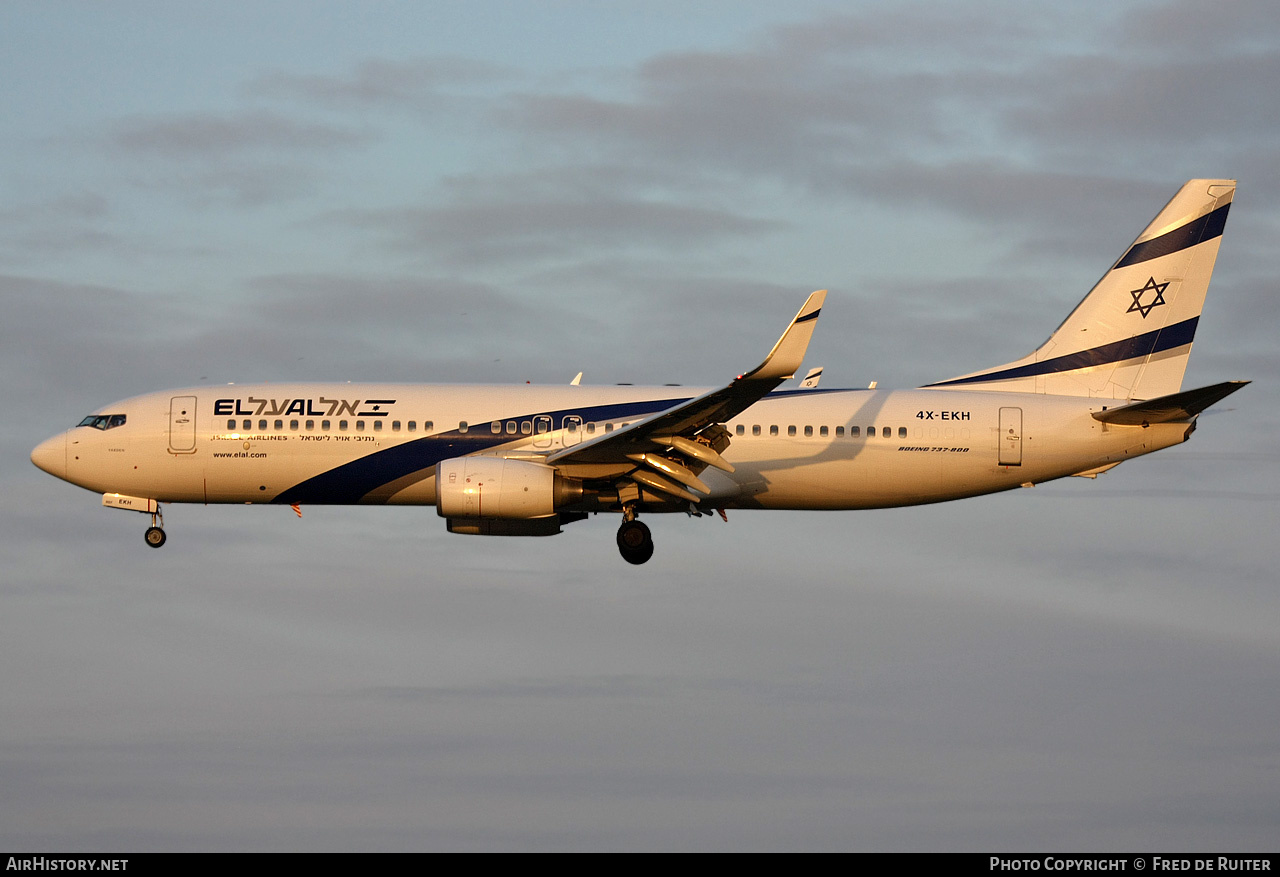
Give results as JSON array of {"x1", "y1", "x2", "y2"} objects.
[{"x1": 2, "y1": 0, "x2": 1278, "y2": 852}]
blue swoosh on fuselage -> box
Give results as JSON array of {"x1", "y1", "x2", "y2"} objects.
[{"x1": 271, "y1": 396, "x2": 688, "y2": 504}]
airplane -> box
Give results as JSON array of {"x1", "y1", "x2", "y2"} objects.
[{"x1": 31, "y1": 179, "x2": 1248, "y2": 564}]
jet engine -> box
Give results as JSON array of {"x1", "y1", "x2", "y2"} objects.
[{"x1": 436, "y1": 456, "x2": 582, "y2": 521}]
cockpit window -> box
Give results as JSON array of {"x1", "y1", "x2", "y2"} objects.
[{"x1": 77, "y1": 414, "x2": 126, "y2": 430}]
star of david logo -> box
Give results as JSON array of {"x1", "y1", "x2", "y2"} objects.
[{"x1": 1127, "y1": 276, "x2": 1169, "y2": 319}]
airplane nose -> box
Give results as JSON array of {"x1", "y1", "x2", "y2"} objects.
[{"x1": 31, "y1": 432, "x2": 66, "y2": 480}]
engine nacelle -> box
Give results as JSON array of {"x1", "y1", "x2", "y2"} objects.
[
  {"x1": 445, "y1": 517, "x2": 563, "y2": 537},
  {"x1": 436, "y1": 456, "x2": 580, "y2": 520}
]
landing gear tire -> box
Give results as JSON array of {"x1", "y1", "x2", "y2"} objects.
[
  {"x1": 144, "y1": 526, "x2": 167, "y2": 548},
  {"x1": 616, "y1": 520, "x2": 654, "y2": 565}
]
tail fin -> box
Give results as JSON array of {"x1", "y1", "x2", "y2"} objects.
[{"x1": 928, "y1": 179, "x2": 1235, "y2": 399}]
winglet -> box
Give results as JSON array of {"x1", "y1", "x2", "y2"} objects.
[{"x1": 740, "y1": 290, "x2": 826, "y2": 382}]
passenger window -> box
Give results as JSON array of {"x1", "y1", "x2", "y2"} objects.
[
  {"x1": 835, "y1": 426, "x2": 844, "y2": 437},
  {"x1": 819, "y1": 426, "x2": 828, "y2": 437},
  {"x1": 567, "y1": 420, "x2": 578, "y2": 433},
  {"x1": 752, "y1": 425, "x2": 761, "y2": 436},
  {"x1": 425, "y1": 421, "x2": 433, "y2": 432},
  {"x1": 788, "y1": 425, "x2": 797, "y2": 437},
  {"x1": 322, "y1": 420, "x2": 330, "y2": 431},
  {"x1": 259, "y1": 420, "x2": 267, "y2": 431},
  {"x1": 605, "y1": 423, "x2": 614, "y2": 433},
  {"x1": 491, "y1": 421, "x2": 502, "y2": 434},
  {"x1": 243, "y1": 420, "x2": 252, "y2": 431},
  {"x1": 373, "y1": 421, "x2": 382, "y2": 431},
  {"x1": 867, "y1": 426, "x2": 875, "y2": 436},
  {"x1": 899, "y1": 427, "x2": 907, "y2": 438},
  {"x1": 804, "y1": 426, "x2": 813, "y2": 437},
  {"x1": 506, "y1": 421, "x2": 517, "y2": 435},
  {"x1": 735, "y1": 424, "x2": 744, "y2": 436},
  {"x1": 274, "y1": 420, "x2": 283, "y2": 430},
  {"x1": 227, "y1": 419, "x2": 236, "y2": 430},
  {"x1": 407, "y1": 421, "x2": 416, "y2": 432},
  {"x1": 587, "y1": 423, "x2": 596, "y2": 434},
  {"x1": 290, "y1": 420, "x2": 299, "y2": 431},
  {"x1": 392, "y1": 421, "x2": 401, "y2": 431},
  {"x1": 883, "y1": 426, "x2": 891, "y2": 438},
  {"x1": 356, "y1": 420, "x2": 364, "y2": 431},
  {"x1": 850, "y1": 426, "x2": 860, "y2": 437},
  {"x1": 521, "y1": 421, "x2": 532, "y2": 435},
  {"x1": 339, "y1": 420, "x2": 348, "y2": 431},
  {"x1": 306, "y1": 420, "x2": 315, "y2": 431},
  {"x1": 770, "y1": 425, "x2": 779, "y2": 436}
]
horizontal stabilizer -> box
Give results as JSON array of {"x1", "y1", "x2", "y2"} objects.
[{"x1": 1092, "y1": 380, "x2": 1249, "y2": 425}]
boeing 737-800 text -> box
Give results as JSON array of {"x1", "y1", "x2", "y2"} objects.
[{"x1": 32, "y1": 180, "x2": 1248, "y2": 564}]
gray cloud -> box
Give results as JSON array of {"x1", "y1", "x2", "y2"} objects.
[
  {"x1": 494, "y1": 3, "x2": 1280, "y2": 224},
  {"x1": 1004, "y1": 52, "x2": 1280, "y2": 155},
  {"x1": 1117, "y1": 0, "x2": 1280, "y2": 53},
  {"x1": 0, "y1": 193, "x2": 118, "y2": 261},
  {"x1": 324, "y1": 198, "x2": 784, "y2": 267},
  {"x1": 250, "y1": 57, "x2": 511, "y2": 111},
  {"x1": 111, "y1": 110, "x2": 372, "y2": 157}
]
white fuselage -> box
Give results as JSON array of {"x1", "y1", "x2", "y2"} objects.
[{"x1": 33, "y1": 382, "x2": 1188, "y2": 511}]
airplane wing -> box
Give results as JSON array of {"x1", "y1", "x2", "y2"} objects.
[
  {"x1": 545, "y1": 290, "x2": 826, "y2": 501},
  {"x1": 1091, "y1": 380, "x2": 1249, "y2": 425}
]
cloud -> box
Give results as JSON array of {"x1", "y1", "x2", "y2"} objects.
[
  {"x1": 1117, "y1": 0, "x2": 1280, "y2": 53},
  {"x1": 111, "y1": 110, "x2": 372, "y2": 157},
  {"x1": 97, "y1": 110, "x2": 377, "y2": 206},
  {"x1": 323, "y1": 198, "x2": 784, "y2": 267},
  {"x1": 1004, "y1": 52, "x2": 1280, "y2": 157},
  {"x1": 492, "y1": 3, "x2": 1280, "y2": 226},
  {"x1": 250, "y1": 57, "x2": 511, "y2": 111},
  {"x1": 0, "y1": 193, "x2": 119, "y2": 260}
]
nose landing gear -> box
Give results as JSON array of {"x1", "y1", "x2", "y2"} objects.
[
  {"x1": 101, "y1": 493, "x2": 168, "y2": 548},
  {"x1": 144, "y1": 506, "x2": 166, "y2": 549}
]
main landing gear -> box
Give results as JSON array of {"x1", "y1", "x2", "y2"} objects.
[
  {"x1": 616, "y1": 508, "x2": 654, "y2": 565},
  {"x1": 144, "y1": 506, "x2": 166, "y2": 549}
]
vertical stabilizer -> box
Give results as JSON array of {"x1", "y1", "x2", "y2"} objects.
[{"x1": 928, "y1": 179, "x2": 1235, "y2": 399}]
